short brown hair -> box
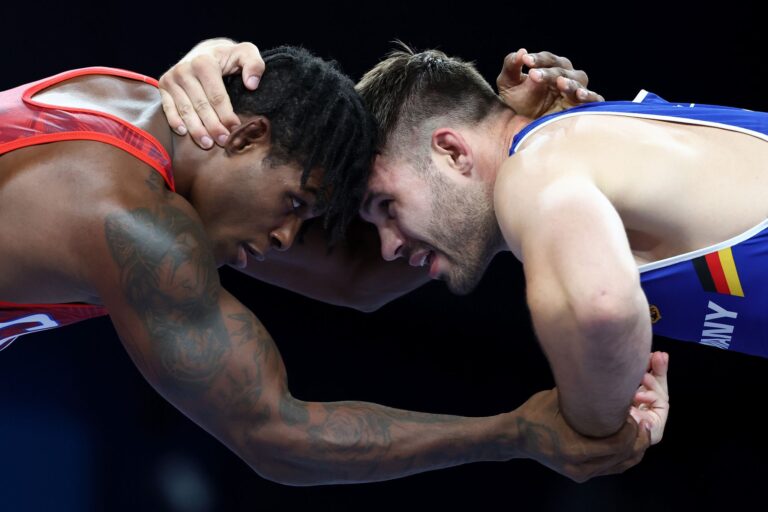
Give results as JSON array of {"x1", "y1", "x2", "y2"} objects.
[{"x1": 356, "y1": 44, "x2": 505, "y2": 161}]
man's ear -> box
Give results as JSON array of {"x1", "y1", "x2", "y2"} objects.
[
  {"x1": 431, "y1": 128, "x2": 473, "y2": 176},
  {"x1": 225, "y1": 116, "x2": 271, "y2": 154}
]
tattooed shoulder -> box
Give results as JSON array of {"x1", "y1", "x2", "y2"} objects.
[{"x1": 104, "y1": 201, "x2": 229, "y2": 389}]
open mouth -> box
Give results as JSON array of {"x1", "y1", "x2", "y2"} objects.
[{"x1": 409, "y1": 250, "x2": 433, "y2": 268}]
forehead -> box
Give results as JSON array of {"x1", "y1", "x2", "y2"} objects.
[
  {"x1": 260, "y1": 160, "x2": 324, "y2": 190},
  {"x1": 367, "y1": 154, "x2": 414, "y2": 191},
  {"x1": 361, "y1": 154, "x2": 425, "y2": 212}
]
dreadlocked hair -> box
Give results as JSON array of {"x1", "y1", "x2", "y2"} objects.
[{"x1": 225, "y1": 45, "x2": 376, "y2": 241}]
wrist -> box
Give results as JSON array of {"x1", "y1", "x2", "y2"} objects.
[{"x1": 488, "y1": 411, "x2": 522, "y2": 462}]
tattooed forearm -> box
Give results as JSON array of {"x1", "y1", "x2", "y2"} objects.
[
  {"x1": 104, "y1": 203, "x2": 513, "y2": 485},
  {"x1": 516, "y1": 417, "x2": 562, "y2": 459},
  {"x1": 105, "y1": 204, "x2": 230, "y2": 389},
  {"x1": 247, "y1": 397, "x2": 509, "y2": 485}
]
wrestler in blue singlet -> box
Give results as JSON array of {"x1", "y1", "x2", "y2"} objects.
[{"x1": 510, "y1": 92, "x2": 768, "y2": 359}]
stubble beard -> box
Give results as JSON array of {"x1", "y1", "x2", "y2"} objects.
[{"x1": 426, "y1": 173, "x2": 502, "y2": 295}]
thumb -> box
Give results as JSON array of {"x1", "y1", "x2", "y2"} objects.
[{"x1": 236, "y1": 44, "x2": 265, "y2": 90}]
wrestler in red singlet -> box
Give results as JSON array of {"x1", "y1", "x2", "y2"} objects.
[{"x1": 0, "y1": 67, "x2": 174, "y2": 350}]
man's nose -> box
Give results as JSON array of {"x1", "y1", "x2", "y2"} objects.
[
  {"x1": 379, "y1": 225, "x2": 405, "y2": 261},
  {"x1": 270, "y1": 216, "x2": 301, "y2": 252}
]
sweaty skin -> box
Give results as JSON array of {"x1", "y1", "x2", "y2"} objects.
[
  {"x1": 0, "y1": 66, "x2": 652, "y2": 484},
  {"x1": 495, "y1": 112, "x2": 768, "y2": 434},
  {"x1": 153, "y1": 40, "x2": 666, "y2": 477},
  {"x1": 158, "y1": 41, "x2": 608, "y2": 313}
]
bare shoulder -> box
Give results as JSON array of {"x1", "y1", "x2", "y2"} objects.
[
  {"x1": 77, "y1": 141, "x2": 198, "y2": 251},
  {"x1": 495, "y1": 118, "x2": 612, "y2": 256},
  {"x1": 65, "y1": 143, "x2": 201, "y2": 292},
  {"x1": 496, "y1": 115, "x2": 621, "y2": 205},
  {"x1": 0, "y1": 140, "x2": 190, "y2": 303}
]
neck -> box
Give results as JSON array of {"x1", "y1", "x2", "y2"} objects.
[
  {"x1": 169, "y1": 133, "x2": 212, "y2": 201},
  {"x1": 478, "y1": 109, "x2": 532, "y2": 186}
]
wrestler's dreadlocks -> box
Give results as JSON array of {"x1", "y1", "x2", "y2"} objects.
[{"x1": 225, "y1": 45, "x2": 376, "y2": 241}]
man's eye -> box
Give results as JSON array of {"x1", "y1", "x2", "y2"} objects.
[
  {"x1": 381, "y1": 199, "x2": 394, "y2": 218},
  {"x1": 291, "y1": 196, "x2": 305, "y2": 210}
]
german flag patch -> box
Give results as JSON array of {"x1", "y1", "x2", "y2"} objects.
[{"x1": 692, "y1": 247, "x2": 744, "y2": 297}]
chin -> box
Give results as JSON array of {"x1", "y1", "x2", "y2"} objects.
[
  {"x1": 445, "y1": 273, "x2": 482, "y2": 296},
  {"x1": 444, "y1": 259, "x2": 492, "y2": 295}
]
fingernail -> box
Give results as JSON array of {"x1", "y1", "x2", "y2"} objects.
[
  {"x1": 577, "y1": 89, "x2": 588, "y2": 99},
  {"x1": 176, "y1": 125, "x2": 188, "y2": 136},
  {"x1": 530, "y1": 69, "x2": 542, "y2": 81},
  {"x1": 246, "y1": 75, "x2": 260, "y2": 89},
  {"x1": 201, "y1": 136, "x2": 214, "y2": 149},
  {"x1": 217, "y1": 134, "x2": 229, "y2": 146}
]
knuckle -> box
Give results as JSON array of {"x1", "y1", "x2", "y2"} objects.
[
  {"x1": 538, "y1": 50, "x2": 555, "y2": 59},
  {"x1": 190, "y1": 55, "x2": 214, "y2": 72},
  {"x1": 209, "y1": 92, "x2": 229, "y2": 107},
  {"x1": 238, "y1": 41, "x2": 258, "y2": 51},
  {"x1": 574, "y1": 70, "x2": 589, "y2": 85},
  {"x1": 193, "y1": 99, "x2": 213, "y2": 113},
  {"x1": 177, "y1": 102, "x2": 194, "y2": 118},
  {"x1": 160, "y1": 98, "x2": 175, "y2": 113},
  {"x1": 168, "y1": 64, "x2": 188, "y2": 81}
]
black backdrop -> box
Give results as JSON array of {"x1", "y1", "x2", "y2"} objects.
[{"x1": 1, "y1": 2, "x2": 766, "y2": 511}]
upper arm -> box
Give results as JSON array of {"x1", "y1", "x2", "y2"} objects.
[
  {"x1": 495, "y1": 155, "x2": 642, "y2": 329},
  {"x1": 89, "y1": 195, "x2": 289, "y2": 448}
]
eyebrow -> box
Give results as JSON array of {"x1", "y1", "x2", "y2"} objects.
[
  {"x1": 300, "y1": 185, "x2": 325, "y2": 215},
  {"x1": 301, "y1": 185, "x2": 319, "y2": 197},
  {"x1": 360, "y1": 192, "x2": 376, "y2": 218}
]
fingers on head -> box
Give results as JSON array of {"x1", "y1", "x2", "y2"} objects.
[{"x1": 528, "y1": 51, "x2": 573, "y2": 70}]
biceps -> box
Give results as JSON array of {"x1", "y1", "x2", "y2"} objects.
[
  {"x1": 521, "y1": 179, "x2": 639, "y2": 313},
  {"x1": 111, "y1": 287, "x2": 289, "y2": 437},
  {"x1": 97, "y1": 201, "x2": 288, "y2": 428}
]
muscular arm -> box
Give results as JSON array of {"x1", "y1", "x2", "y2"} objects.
[
  {"x1": 90, "y1": 192, "x2": 517, "y2": 485},
  {"x1": 495, "y1": 158, "x2": 651, "y2": 438},
  {"x1": 81, "y1": 179, "x2": 647, "y2": 484},
  {"x1": 238, "y1": 218, "x2": 429, "y2": 312}
]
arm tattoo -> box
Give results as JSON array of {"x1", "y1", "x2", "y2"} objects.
[
  {"x1": 104, "y1": 204, "x2": 229, "y2": 389},
  {"x1": 516, "y1": 417, "x2": 562, "y2": 457},
  {"x1": 105, "y1": 203, "x2": 500, "y2": 483}
]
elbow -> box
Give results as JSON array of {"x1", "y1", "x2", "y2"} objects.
[
  {"x1": 573, "y1": 286, "x2": 651, "y2": 352},
  {"x1": 231, "y1": 398, "x2": 333, "y2": 487},
  {"x1": 233, "y1": 419, "x2": 305, "y2": 486},
  {"x1": 347, "y1": 298, "x2": 386, "y2": 313},
  {"x1": 333, "y1": 287, "x2": 390, "y2": 313},
  {"x1": 243, "y1": 426, "x2": 334, "y2": 487}
]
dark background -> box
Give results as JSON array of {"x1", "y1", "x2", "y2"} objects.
[{"x1": 1, "y1": 1, "x2": 765, "y2": 511}]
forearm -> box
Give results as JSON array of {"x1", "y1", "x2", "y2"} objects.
[
  {"x1": 242, "y1": 255, "x2": 426, "y2": 312},
  {"x1": 532, "y1": 290, "x2": 652, "y2": 437},
  {"x1": 239, "y1": 219, "x2": 428, "y2": 312},
  {"x1": 233, "y1": 396, "x2": 514, "y2": 485}
]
